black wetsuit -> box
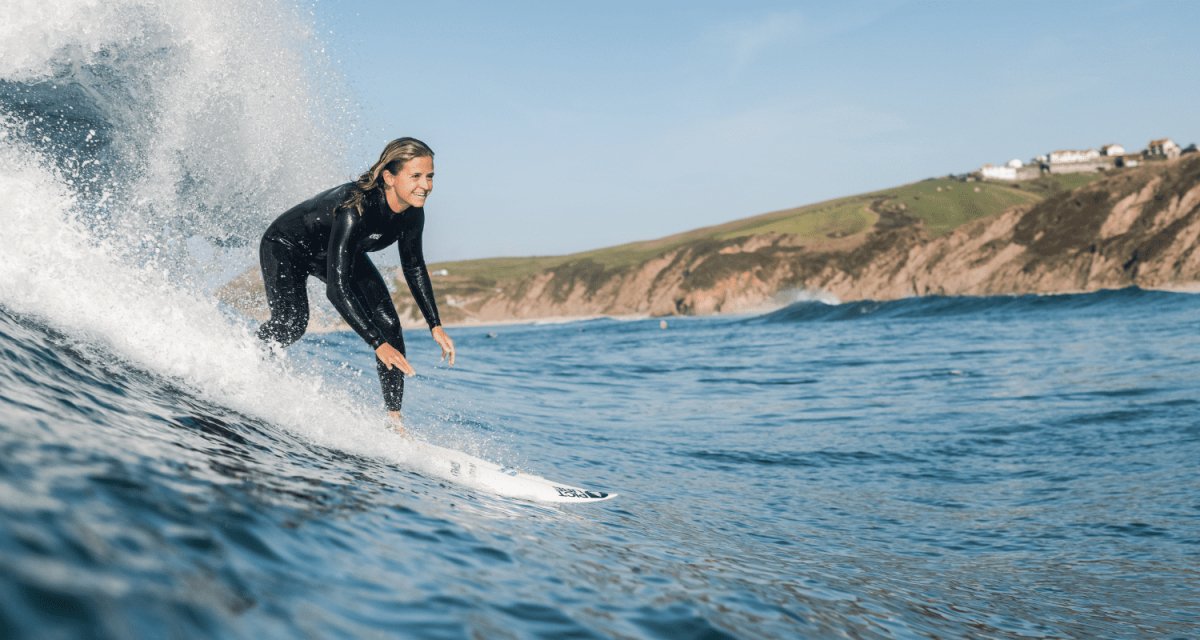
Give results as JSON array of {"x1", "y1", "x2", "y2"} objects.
[{"x1": 256, "y1": 183, "x2": 440, "y2": 411}]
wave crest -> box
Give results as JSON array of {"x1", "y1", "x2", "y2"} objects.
[
  {"x1": 0, "y1": 0, "x2": 348, "y2": 258},
  {"x1": 749, "y1": 287, "x2": 1188, "y2": 324}
]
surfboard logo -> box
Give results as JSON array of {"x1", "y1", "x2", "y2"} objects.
[
  {"x1": 553, "y1": 487, "x2": 609, "y2": 500},
  {"x1": 367, "y1": 233, "x2": 383, "y2": 240}
]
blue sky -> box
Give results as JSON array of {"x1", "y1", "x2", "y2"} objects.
[{"x1": 308, "y1": 1, "x2": 1199, "y2": 262}]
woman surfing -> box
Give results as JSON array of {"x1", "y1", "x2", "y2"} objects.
[{"x1": 255, "y1": 137, "x2": 454, "y2": 432}]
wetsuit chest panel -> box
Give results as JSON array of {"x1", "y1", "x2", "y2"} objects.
[
  {"x1": 355, "y1": 200, "x2": 407, "y2": 253},
  {"x1": 264, "y1": 184, "x2": 414, "y2": 258}
]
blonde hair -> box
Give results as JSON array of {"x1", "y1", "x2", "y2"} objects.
[{"x1": 341, "y1": 137, "x2": 434, "y2": 214}]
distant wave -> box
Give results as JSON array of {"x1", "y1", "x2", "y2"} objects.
[
  {"x1": 684, "y1": 448, "x2": 921, "y2": 469},
  {"x1": 747, "y1": 287, "x2": 1192, "y2": 324}
]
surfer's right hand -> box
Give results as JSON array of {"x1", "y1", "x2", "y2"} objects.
[{"x1": 375, "y1": 343, "x2": 415, "y2": 376}]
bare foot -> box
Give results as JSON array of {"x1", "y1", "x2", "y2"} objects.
[{"x1": 386, "y1": 411, "x2": 407, "y2": 436}]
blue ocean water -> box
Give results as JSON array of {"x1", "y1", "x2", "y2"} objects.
[
  {"x1": 1, "y1": 288, "x2": 1198, "y2": 638},
  {"x1": 2, "y1": 2, "x2": 1198, "y2": 635}
]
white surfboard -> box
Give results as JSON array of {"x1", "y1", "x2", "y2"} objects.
[{"x1": 400, "y1": 437, "x2": 617, "y2": 504}]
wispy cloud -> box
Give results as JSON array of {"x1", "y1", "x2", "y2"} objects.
[
  {"x1": 708, "y1": 2, "x2": 909, "y2": 77},
  {"x1": 716, "y1": 10, "x2": 807, "y2": 75}
]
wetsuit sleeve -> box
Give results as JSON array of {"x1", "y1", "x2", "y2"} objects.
[
  {"x1": 326, "y1": 208, "x2": 387, "y2": 349},
  {"x1": 398, "y1": 209, "x2": 442, "y2": 329}
]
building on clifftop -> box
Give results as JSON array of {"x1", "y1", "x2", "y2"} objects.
[
  {"x1": 1046, "y1": 147, "x2": 1111, "y2": 174},
  {"x1": 1145, "y1": 138, "x2": 1181, "y2": 159},
  {"x1": 978, "y1": 159, "x2": 1040, "y2": 181},
  {"x1": 1048, "y1": 148, "x2": 1101, "y2": 164},
  {"x1": 979, "y1": 163, "x2": 1017, "y2": 180}
]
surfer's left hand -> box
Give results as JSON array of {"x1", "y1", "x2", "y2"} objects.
[{"x1": 431, "y1": 326, "x2": 456, "y2": 366}]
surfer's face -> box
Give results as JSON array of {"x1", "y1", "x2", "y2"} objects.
[{"x1": 383, "y1": 156, "x2": 434, "y2": 212}]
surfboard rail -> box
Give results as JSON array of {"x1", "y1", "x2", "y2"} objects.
[{"x1": 401, "y1": 437, "x2": 617, "y2": 504}]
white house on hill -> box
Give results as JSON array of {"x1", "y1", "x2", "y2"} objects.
[
  {"x1": 1100, "y1": 144, "x2": 1125, "y2": 156},
  {"x1": 1049, "y1": 148, "x2": 1101, "y2": 164},
  {"x1": 980, "y1": 164, "x2": 1018, "y2": 180},
  {"x1": 1147, "y1": 138, "x2": 1181, "y2": 159}
]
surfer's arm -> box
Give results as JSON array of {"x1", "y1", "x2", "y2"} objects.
[
  {"x1": 397, "y1": 209, "x2": 442, "y2": 330},
  {"x1": 326, "y1": 208, "x2": 386, "y2": 348}
]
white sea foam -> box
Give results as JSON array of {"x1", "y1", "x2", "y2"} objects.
[
  {"x1": 0, "y1": 140, "x2": 381, "y2": 453},
  {"x1": 1, "y1": 0, "x2": 348, "y2": 266},
  {"x1": 0, "y1": 0, "x2": 581, "y2": 501},
  {"x1": 773, "y1": 288, "x2": 842, "y2": 306},
  {"x1": 0, "y1": 0, "x2": 465, "y2": 472}
]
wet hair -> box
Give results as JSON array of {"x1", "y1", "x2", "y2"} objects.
[{"x1": 341, "y1": 137, "x2": 434, "y2": 214}]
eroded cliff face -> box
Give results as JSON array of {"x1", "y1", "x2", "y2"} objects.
[
  {"x1": 416, "y1": 234, "x2": 815, "y2": 324},
  {"x1": 830, "y1": 156, "x2": 1200, "y2": 300},
  {"x1": 221, "y1": 156, "x2": 1200, "y2": 328}
]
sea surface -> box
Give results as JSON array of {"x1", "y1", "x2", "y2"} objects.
[
  {"x1": 2, "y1": 1, "x2": 1199, "y2": 637},
  {"x1": 2, "y1": 289, "x2": 1199, "y2": 639}
]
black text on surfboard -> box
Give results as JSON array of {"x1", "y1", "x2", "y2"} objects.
[{"x1": 554, "y1": 487, "x2": 609, "y2": 500}]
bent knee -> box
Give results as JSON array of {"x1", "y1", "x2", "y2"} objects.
[{"x1": 258, "y1": 314, "x2": 308, "y2": 346}]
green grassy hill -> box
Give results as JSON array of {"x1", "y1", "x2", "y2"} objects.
[{"x1": 429, "y1": 173, "x2": 1101, "y2": 285}]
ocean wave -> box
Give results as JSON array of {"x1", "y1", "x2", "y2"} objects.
[
  {"x1": 0, "y1": 0, "x2": 346, "y2": 257},
  {"x1": 747, "y1": 286, "x2": 1191, "y2": 324},
  {"x1": 0, "y1": 0, "x2": 403, "y2": 458}
]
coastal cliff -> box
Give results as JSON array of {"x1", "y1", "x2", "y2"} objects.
[{"x1": 219, "y1": 155, "x2": 1200, "y2": 327}]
